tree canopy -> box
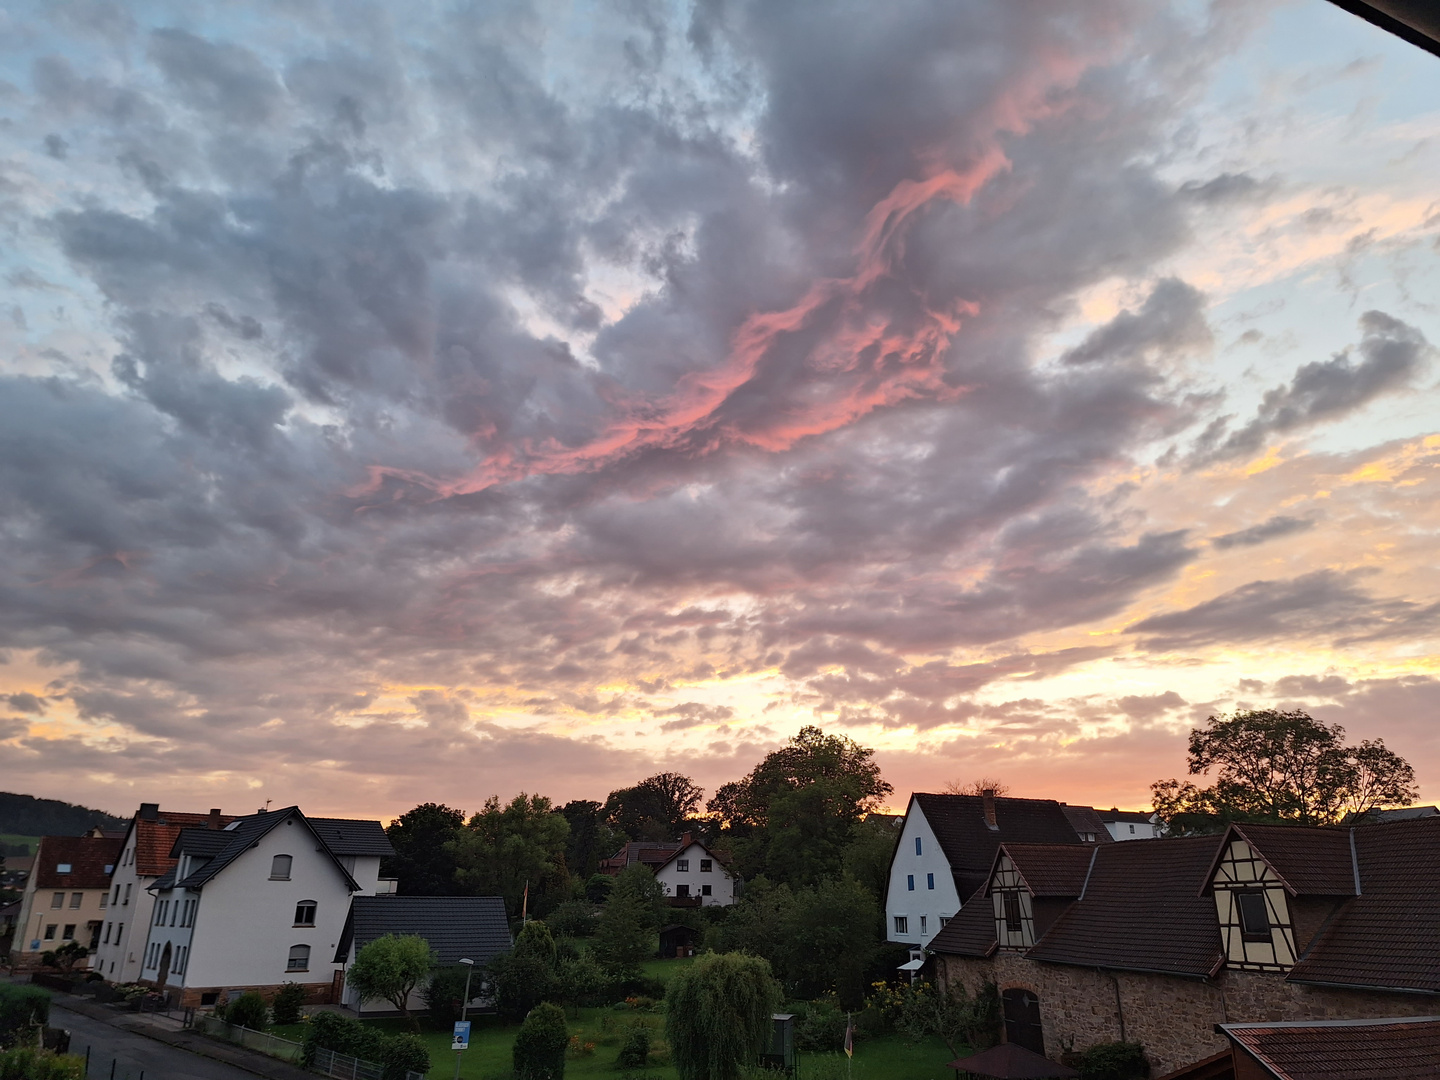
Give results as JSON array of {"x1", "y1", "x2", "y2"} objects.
[
  {"x1": 451, "y1": 793, "x2": 571, "y2": 915},
  {"x1": 665, "y1": 952, "x2": 781, "y2": 1080},
  {"x1": 346, "y1": 933, "x2": 436, "y2": 1030},
  {"x1": 384, "y1": 802, "x2": 465, "y2": 895},
  {"x1": 1152, "y1": 709, "x2": 1418, "y2": 830},
  {"x1": 604, "y1": 772, "x2": 705, "y2": 841}
]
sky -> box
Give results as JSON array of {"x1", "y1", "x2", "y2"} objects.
[{"x1": 1, "y1": 0, "x2": 1438, "y2": 822}]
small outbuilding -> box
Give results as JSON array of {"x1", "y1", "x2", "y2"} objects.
[{"x1": 657, "y1": 923, "x2": 701, "y2": 958}]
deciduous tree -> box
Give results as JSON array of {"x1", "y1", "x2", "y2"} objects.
[
  {"x1": 384, "y1": 803, "x2": 465, "y2": 896},
  {"x1": 451, "y1": 794, "x2": 570, "y2": 915},
  {"x1": 346, "y1": 934, "x2": 435, "y2": 1031},
  {"x1": 665, "y1": 953, "x2": 781, "y2": 1080}
]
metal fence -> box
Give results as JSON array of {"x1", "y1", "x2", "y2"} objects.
[
  {"x1": 195, "y1": 1014, "x2": 305, "y2": 1063},
  {"x1": 310, "y1": 1045, "x2": 384, "y2": 1080}
]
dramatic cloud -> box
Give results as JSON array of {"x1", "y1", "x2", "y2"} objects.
[{"x1": 1, "y1": 0, "x2": 1438, "y2": 815}]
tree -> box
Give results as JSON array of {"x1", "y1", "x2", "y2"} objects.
[
  {"x1": 707, "y1": 726, "x2": 893, "y2": 884},
  {"x1": 775, "y1": 877, "x2": 879, "y2": 1009},
  {"x1": 843, "y1": 816, "x2": 901, "y2": 906},
  {"x1": 491, "y1": 920, "x2": 562, "y2": 1022},
  {"x1": 513, "y1": 1003, "x2": 568, "y2": 1080},
  {"x1": 384, "y1": 803, "x2": 465, "y2": 896},
  {"x1": 665, "y1": 952, "x2": 781, "y2": 1080},
  {"x1": 346, "y1": 934, "x2": 436, "y2": 1031},
  {"x1": 895, "y1": 980, "x2": 1001, "y2": 1057},
  {"x1": 605, "y1": 773, "x2": 706, "y2": 841},
  {"x1": 559, "y1": 800, "x2": 622, "y2": 877},
  {"x1": 40, "y1": 941, "x2": 88, "y2": 973},
  {"x1": 1152, "y1": 710, "x2": 1418, "y2": 830},
  {"x1": 594, "y1": 888, "x2": 655, "y2": 980},
  {"x1": 942, "y1": 777, "x2": 1010, "y2": 797},
  {"x1": 451, "y1": 794, "x2": 571, "y2": 915},
  {"x1": 708, "y1": 877, "x2": 794, "y2": 963}
]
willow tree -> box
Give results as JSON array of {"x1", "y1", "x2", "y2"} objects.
[{"x1": 665, "y1": 952, "x2": 781, "y2": 1080}]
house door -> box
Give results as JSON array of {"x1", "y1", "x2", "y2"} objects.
[
  {"x1": 156, "y1": 943, "x2": 172, "y2": 990},
  {"x1": 1002, "y1": 988, "x2": 1044, "y2": 1056}
]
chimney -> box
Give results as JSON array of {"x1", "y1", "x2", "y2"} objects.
[
  {"x1": 982, "y1": 789, "x2": 998, "y2": 831},
  {"x1": 209, "y1": 809, "x2": 222, "y2": 830},
  {"x1": 139, "y1": 803, "x2": 159, "y2": 822},
  {"x1": 681, "y1": 831, "x2": 692, "y2": 848}
]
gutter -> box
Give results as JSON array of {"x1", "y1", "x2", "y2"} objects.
[
  {"x1": 1284, "y1": 978, "x2": 1440, "y2": 996},
  {"x1": 1324, "y1": 0, "x2": 1440, "y2": 59}
]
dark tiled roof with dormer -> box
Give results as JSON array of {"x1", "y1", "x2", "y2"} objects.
[
  {"x1": 1209, "y1": 823, "x2": 1357, "y2": 897},
  {"x1": 156, "y1": 807, "x2": 363, "y2": 894},
  {"x1": 912, "y1": 794, "x2": 1082, "y2": 899},
  {"x1": 926, "y1": 886, "x2": 998, "y2": 958},
  {"x1": 131, "y1": 810, "x2": 238, "y2": 877},
  {"x1": 1060, "y1": 805, "x2": 1114, "y2": 843},
  {"x1": 1023, "y1": 836, "x2": 1225, "y2": 978},
  {"x1": 33, "y1": 835, "x2": 124, "y2": 889},
  {"x1": 993, "y1": 843, "x2": 1097, "y2": 898}
]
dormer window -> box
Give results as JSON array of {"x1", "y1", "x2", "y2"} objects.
[
  {"x1": 56, "y1": 863, "x2": 72, "y2": 874},
  {"x1": 1003, "y1": 892, "x2": 1022, "y2": 934},
  {"x1": 270, "y1": 855, "x2": 293, "y2": 880},
  {"x1": 1237, "y1": 891, "x2": 1271, "y2": 941}
]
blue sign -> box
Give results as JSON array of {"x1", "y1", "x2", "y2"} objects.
[{"x1": 452, "y1": 1020, "x2": 472, "y2": 1051}]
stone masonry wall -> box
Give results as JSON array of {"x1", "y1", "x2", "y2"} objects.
[{"x1": 938, "y1": 954, "x2": 1438, "y2": 1078}]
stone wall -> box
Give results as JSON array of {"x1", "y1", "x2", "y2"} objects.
[
  {"x1": 937, "y1": 954, "x2": 1438, "y2": 1078},
  {"x1": 164, "y1": 979, "x2": 336, "y2": 1010}
]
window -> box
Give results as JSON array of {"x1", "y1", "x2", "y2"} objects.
[
  {"x1": 1237, "y1": 891, "x2": 1271, "y2": 941},
  {"x1": 124, "y1": 883, "x2": 131, "y2": 905},
  {"x1": 44, "y1": 925, "x2": 57, "y2": 940},
  {"x1": 677, "y1": 859, "x2": 689, "y2": 872},
  {"x1": 893, "y1": 916, "x2": 908, "y2": 935},
  {"x1": 112, "y1": 885, "x2": 120, "y2": 906},
  {"x1": 294, "y1": 901, "x2": 317, "y2": 927},
  {"x1": 907, "y1": 874, "x2": 915, "y2": 891},
  {"x1": 920, "y1": 915, "x2": 927, "y2": 933},
  {"x1": 1128, "y1": 824, "x2": 1135, "y2": 834},
  {"x1": 170, "y1": 902, "x2": 178, "y2": 927},
  {"x1": 914, "y1": 837, "x2": 922, "y2": 856},
  {"x1": 939, "y1": 916, "x2": 951, "y2": 927},
  {"x1": 99, "y1": 892, "x2": 108, "y2": 909},
  {"x1": 70, "y1": 893, "x2": 83, "y2": 909},
  {"x1": 62, "y1": 924, "x2": 75, "y2": 940},
  {"x1": 116, "y1": 923, "x2": 123, "y2": 947},
  {"x1": 927, "y1": 873, "x2": 935, "y2": 890},
  {"x1": 701, "y1": 884, "x2": 712, "y2": 896},
  {"x1": 56, "y1": 863, "x2": 72, "y2": 874},
  {"x1": 700, "y1": 859, "x2": 712, "y2": 872},
  {"x1": 270, "y1": 855, "x2": 293, "y2": 880},
  {"x1": 676, "y1": 884, "x2": 690, "y2": 897},
  {"x1": 103, "y1": 923, "x2": 112, "y2": 945},
  {"x1": 286, "y1": 944, "x2": 310, "y2": 972},
  {"x1": 51, "y1": 893, "x2": 64, "y2": 909},
  {"x1": 104, "y1": 864, "x2": 114, "y2": 875},
  {"x1": 154, "y1": 900, "x2": 167, "y2": 926},
  {"x1": 1003, "y1": 892, "x2": 1022, "y2": 934}
]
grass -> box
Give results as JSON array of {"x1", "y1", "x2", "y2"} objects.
[{"x1": 0, "y1": 834, "x2": 40, "y2": 856}]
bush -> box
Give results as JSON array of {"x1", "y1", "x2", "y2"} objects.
[
  {"x1": 617, "y1": 1026, "x2": 651, "y2": 1069},
  {"x1": 547, "y1": 900, "x2": 598, "y2": 938},
  {"x1": 225, "y1": 992, "x2": 269, "y2": 1031},
  {"x1": 1076, "y1": 1041, "x2": 1150, "y2": 1080},
  {"x1": 514, "y1": 1002, "x2": 569, "y2": 1080},
  {"x1": 424, "y1": 966, "x2": 471, "y2": 1024},
  {"x1": 794, "y1": 1001, "x2": 848, "y2": 1053},
  {"x1": 0, "y1": 987, "x2": 50, "y2": 1050},
  {"x1": 0, "y1": 1047, "x2": 85, "y2": 1079},
  {"x1": 377, "y1": 1033, "x2": 432, "y2": 1080},
  {"x1": 271, "y1": 983, "x2": 306, "y2": 1026}
]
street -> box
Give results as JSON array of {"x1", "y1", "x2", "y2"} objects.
[{"x1": 51, "y1": 1005, "x2": 263, "y2": 1080}]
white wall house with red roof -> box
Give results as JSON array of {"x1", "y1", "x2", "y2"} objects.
[{"x1": 652, "y1": 839, "x2": 735, "y2": 906}]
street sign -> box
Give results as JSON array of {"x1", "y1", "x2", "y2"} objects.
[{"x1": 452, "y1": 1020, "x2": 472, "y2": 1051}]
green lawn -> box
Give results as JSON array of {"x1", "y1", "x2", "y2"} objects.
[{"x1": 0, "y1": 834, "x2": 40, "y2": 856}]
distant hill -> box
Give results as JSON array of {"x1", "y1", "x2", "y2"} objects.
[{"x1": 0, "y1": 792, "x2": 128, "y2": 839}]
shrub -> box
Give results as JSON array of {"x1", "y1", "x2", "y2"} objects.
[
  {"x1": 377, "y1": 1032, "x2": 432, "y2": 1080},
  {"x1": 424, "y1": 966, "x2": 471, "y2": 1024},
  {"x1": 514, "y1": 1002, "x2": 569, "y2": 1080},
  {"x1": 617, "y1": 1026, "x2": 651, "y2": 1069},
  {"x1": 547, "y1": 900, "x2": 598, "y2": 938},
  {"x1": 0, "y1": 987, "x2": 50, "y2": 1050},
  {"x1": 271, "y1": 983, "x2": 306, "y2": 1026},
  {"x1": 1077, "y1": 1041, "x2": 1150, "y2": 1080},
  {"x1": 0, "y1": 1047, "x2": 85, "y2": 1079},
  {"x1": 491, "y1": 949, "x2": 559, "y2": 1022},
  {"x1": 225, "y1": 992, "x2": 269, "y2": 1031},
  {"x1": 794, "y1": 1001, "x2": 848, "y2": 1053}
]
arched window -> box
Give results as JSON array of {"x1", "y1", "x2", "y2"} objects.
[
  {"x1": 270, "y1": 854, "x2": 293, "y2": 880},
  {"x1": 294, "y1": 900, "x2": 317, "y2": 927},
  {"x1": 1002, "y1": 989, "x2": 1044, "y2": 1055},
  {"x1": 287, "y1": 944, "x2": 310, "y2": 972}
]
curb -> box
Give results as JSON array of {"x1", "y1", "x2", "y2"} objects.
[{"x1": 52, "y1": 997, "x2": 317, "y2": 1080}]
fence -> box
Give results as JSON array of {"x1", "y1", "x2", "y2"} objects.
[
  {"x1": 310, "y1": 1046, "x2": 383, "y2": 1080},
  {"x1": 195, "y1": 1014, "x2": 305, "y2": 1063}
]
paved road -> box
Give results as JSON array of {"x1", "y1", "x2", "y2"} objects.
[{"x1": 52, "y1": 1005, "x2": 262, "y2": 1080}]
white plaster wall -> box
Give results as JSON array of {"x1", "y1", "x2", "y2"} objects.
[
  {"x1": 339, "y1": 854, "x2": 382, "y2": 895},
  {"x1": 885, "y1": 798, "x2": 960, "y2": 948},
  {"x1": 182, "y1": 816, "x2": 355, "y2": 991},
  {"x1": 93, "y1": 827, "x2": 157, "y2": 983},
  {"x1": 654, "y1": 843, "x2": 735, "y2": 906},
  {"x1": 139, "y1": 889, "x2": 197, "y2": 987},
  {"x1": 1103, "y1": 817, "x2": 1162, "y2": 841}
]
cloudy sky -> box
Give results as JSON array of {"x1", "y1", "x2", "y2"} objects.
[{"x1": 2, "y1": 0, "x2": 1438, "y2": 821}]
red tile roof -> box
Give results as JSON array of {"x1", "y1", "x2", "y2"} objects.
[
  {"x1": 1222, "y1": 1016, "x2": 1440, "y2": 1079},
  {"x1": 33, "y1": 835, "x2": 124, "y2": 889},
  {"x1": 133, "y1": 811, "x2": 238, "y2": 877},
  {"x1": 1213, "y1": 823, "x2": 1356, "y2": 896},
  {"x1": 1059, "y1": 805, "x2": 1114, "y2": 843}
]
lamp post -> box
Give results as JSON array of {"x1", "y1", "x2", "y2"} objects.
[{"x1": 454, "y1": 958, "x2": 475, "y2": 1080}]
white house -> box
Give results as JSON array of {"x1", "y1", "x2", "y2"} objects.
[
  {"x1": 93, "y1": 805, "x2": 237, "y2": 984},
  {"x1": 885, "y1": 792, "x2": 1082, "y2": 949},
  {"x1": 1100, "y1": 808, "x2": 1164, "y2": 841},
  {"x1": 137, "y1": 806, "x2": 393, "y2": 1008},
  {"x1": 601, "y1": 834, "x2": 736, "y2": 907},
  {"x1": 334, "y1": 896, "x2": 511, "y2": 1016}
]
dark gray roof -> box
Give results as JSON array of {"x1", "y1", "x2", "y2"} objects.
[
  {"x1": 159, "y1": 807, "x2": 359, "y2": 893},
  {"x1": 910, "y1": 794, "x2": 1082, "y2": 899},
  {"x1": 307, "y1": 817, "x2": 395, "y2": 857},
  {"x1": 336, "y1": 896, "x2": 512, "y2": 966}
]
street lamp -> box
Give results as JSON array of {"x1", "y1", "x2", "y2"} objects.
[{"x1": 458, "y1": 958, "x2": 475, "y2": 1021}]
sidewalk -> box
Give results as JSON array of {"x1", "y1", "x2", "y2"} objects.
[{"x1": 54, "y1": 995, "x2": 317, "y2": 1080}]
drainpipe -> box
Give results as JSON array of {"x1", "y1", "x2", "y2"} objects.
[{"x1": 1107, "y1": 971, "x2": 1126, "y2": 1042}]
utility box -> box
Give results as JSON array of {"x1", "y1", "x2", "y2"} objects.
[{"x1": 762, "y1": 1014, "x2": 795, "y2": 1073}]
